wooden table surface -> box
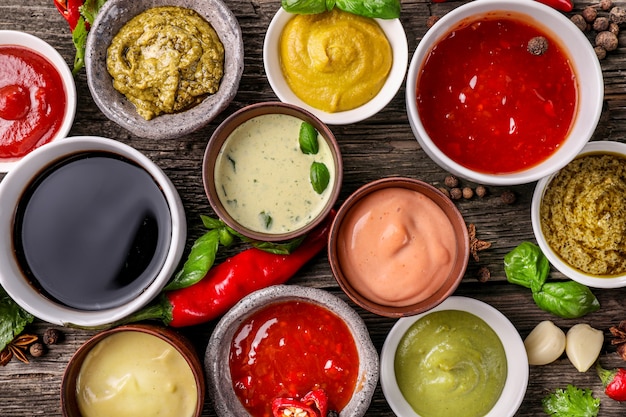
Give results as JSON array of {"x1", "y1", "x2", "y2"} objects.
[{"x1": 2, "y1": 0, "x2": 626, "y2": 415}]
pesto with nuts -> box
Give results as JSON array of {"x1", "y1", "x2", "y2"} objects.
[{"x1": 106, "y1": 6, "x2": 224, "y2": 120}]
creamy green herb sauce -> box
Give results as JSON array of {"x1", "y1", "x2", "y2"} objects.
[
  {"x1": 214, "y1": 114, "x2": 335, "y2": 234},
  {"x1": 394, "y1": 310, "x2": 507, "y2": 417},
  {"x1": 107, "y1": 6, "x2": 224, "y2": 120}
]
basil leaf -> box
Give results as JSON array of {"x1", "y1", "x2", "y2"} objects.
[
  {"x1": 310, "y1": 162, "x2": 331, "y2": 194},
  {"x1": 504, "y1": 242, "x2": 549, "y2": 293},
  {"x1": 299, "y1": 122, "x2": 319, "y2": 155},
  {"x1": 335, "y1": 0, "x2": 401, "y2": 19},
  {"x1": 281, "y1": 0, "x2": 330, "y2": 14},
  {"x1": 250, "y1": 235, "x2": 306, "y2": 255},
  {"x1": 165, "y1": 229, "x2": 220, "y2": 291},
  {"x1": 533, "y1": 281, "x2": 600, "y2": 319},
  {"x1": 0, "y1": 286, "x2": 34, "y2": 351}
]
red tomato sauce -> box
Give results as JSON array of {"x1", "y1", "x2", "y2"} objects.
[
  {"x1": 0, "y1": 45, "x2": 67, "y2": 159},
  {"x1": 229, "y1": 300, "x2": 359, "y2": 417},
  {"x1": 417, "y1": 14, "x2": 578, "y2": 174}
]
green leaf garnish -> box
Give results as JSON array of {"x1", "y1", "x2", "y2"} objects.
[
  {"x1": 0, "y1": 286, "x2": 34, "y2": 352},
  {"x1": 299, "y1": 122, "x2": 319, "y2": 155},
  {"x1": 542, "y1": 384, "x2": 600, "y2": 417},
  {"x1": 310, "y1": 162, "x2": 330, "y2": 194},
  {"x1": 259, "y1": 212, "x2": 273, "y2": 230}
]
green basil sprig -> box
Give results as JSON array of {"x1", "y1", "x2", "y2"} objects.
[
  {"x1": 281, "y1": 0, "x2": 401, "y2": 19},
  {"x1": 299, "y1": 122, "x2": 319, "y2": 155},
  {"x1": 504, "y1": 242, "x2": 600, "y2": 319},
  {"x1": 310, "y1": 162, "x2": 331, "y2": 194}
]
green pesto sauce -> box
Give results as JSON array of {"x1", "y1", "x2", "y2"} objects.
[
  {"x1": 107, "y1": 6, "x2": 224, "y2": 120},
  {"x1": 394, "y1": 310, "x2": 507, "y2": 417}
]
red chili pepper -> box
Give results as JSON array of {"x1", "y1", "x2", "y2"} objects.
[
  {"x1": 272, "y1": 389, "x2": 329, "y2": 417},
  {"x1": 53, "y1": 0, "x2": 84, "y2": 31},
  {"x1": 533, "y1": 0, "x2": 573, "y2": 12},
  {"x1": 596, "y1": 363, "x2": 626, "y2": 401},
  {"x1": 124, "y1": 210, "x2": 335, "y2": 328}
]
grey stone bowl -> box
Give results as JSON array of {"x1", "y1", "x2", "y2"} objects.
[
  {"x1": 85, "y1": 0, "x2": 243, "y2": 139},
  {"x1": 205, "y1": 284, "x2": 379, "y2": 416}
]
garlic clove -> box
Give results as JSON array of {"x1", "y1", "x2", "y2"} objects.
[
  {"x1": 524, "y1": 320, "x2": 566, "y2": 365},
  {"x1": 566, "y1": 323, "x2": 604, "y2": 372}
]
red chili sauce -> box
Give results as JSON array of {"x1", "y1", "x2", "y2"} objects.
[
  {"x1": 229, "y1": 300, "x2": 359, "y2": 417},
  {"x1": 417, "y1": 14, "x2": 578, "y2": 174},
  {"x1": 0, "y1": 45, "x2": 67, "y2": 159}
]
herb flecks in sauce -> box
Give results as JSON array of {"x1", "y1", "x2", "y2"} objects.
[
  {"x1": 540, "y1": 153, "x2": 626, "y2": 276},
  {"x1": 107, "y1": 6, "x2": 224, "y2": 120}
]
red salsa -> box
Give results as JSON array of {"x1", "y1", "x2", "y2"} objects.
[
  {"x1": 0, "y1": 45, "x2": 67, "y2": 159},
  {"x1": 417, "y1": 13, "x2": 578, "y2": 174},
  {"x1": 229, "y1": 300, "x2": 359, "y2": 417}
]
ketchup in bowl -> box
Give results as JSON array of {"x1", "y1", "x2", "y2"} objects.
[{"x1": 0, "y1": 45, "x2": 67, "y2": 158}]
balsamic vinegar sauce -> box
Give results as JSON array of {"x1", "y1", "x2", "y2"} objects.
[{"x1": 13, "y1": 151, "x2": 172, "y2": 310}]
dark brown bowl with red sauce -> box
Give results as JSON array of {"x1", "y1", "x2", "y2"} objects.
[{"x1": 205, "y1": 284, "x2": 378, "y2": 417}]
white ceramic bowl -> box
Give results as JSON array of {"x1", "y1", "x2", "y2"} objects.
[
  {"x1": 380, "y1": 296, "x2": 528, "y2": 417},
  {"x1": 263, "y1": 8, "x2": 408, "y2": 125},
  {"x1": 205, "y1": 284, "x2": 379, "y2": 417},
  {"x1": 0, "y1": 30, "x2": 76, "y2": 173},
  {"x1": 406, "y1": 0, "x2": 603, "y2": 186},
  {"x1": 0, "y1": 136, "x2": 186, "y2": 327},
  {"x1": 532, "y1": 140, "x2": 626, "y2": 288},
  {"x1": 85, "y1": 0, "x2": 243, "y2": 139}
]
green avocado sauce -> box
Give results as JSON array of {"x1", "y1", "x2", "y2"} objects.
[{"x1": 394, "y1": 310, "x2": 507, "y2": 417}]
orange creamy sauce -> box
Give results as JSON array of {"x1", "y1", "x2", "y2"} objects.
[{"x1": 337, "y1": 188, "x2": 457, "y2": 306}]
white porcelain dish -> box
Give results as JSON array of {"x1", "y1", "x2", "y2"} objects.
[
  {"x1": 0, "y1": 136, "x2": 186, "y2": 327},
  {"x1": 532, "y1": 140, "x2": 626, "y2": 288},
  {"x1": 380, "y1": 296, "x2": 529, "y2": 417},
  {"x1": 263, "y1": 8, "x2": 408, "y2": 125},
  {"x1": 405, "y1": 0, "x2": 603, "y2": 186},
  {"x1": 0, "y1": 30, "x2": 76, "y2": 173},
  {"x1": 85, "y1": 0, "x2": 243, "y2": 139}
]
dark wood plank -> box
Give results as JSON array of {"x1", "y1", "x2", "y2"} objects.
[{"x1": 2, "y1": 0, "x2": 626, "y2": 416}]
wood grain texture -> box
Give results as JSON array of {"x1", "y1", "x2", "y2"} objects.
[{"x1": 2, "y1": 0, "x2": 626, "y2": 415}]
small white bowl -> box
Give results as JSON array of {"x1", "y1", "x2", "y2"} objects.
[
  {"x1": 206, "y1": 285, "x2": 379, "y2": 417},
  {"x1": 0, "y1": 30, "x2": 76, "y2": 173},
  {"x1": 532, "y1": 140, "x2": 626, "y2": 288},
  {"x1": 263, "y1": 8, "x2": 408, "y2": 125},
  {"x1": 0, "y1": 136, "x2": 186, "y2": 327},
  {"x1": 85, "y1": 0, "x2": 243, "y2": 139},
  {"x1": 380, "y1": 296, "x2": 528, "y2": 417},
  {"x1": 406, "y1": 0, "x2": 603, "y2": 186}
]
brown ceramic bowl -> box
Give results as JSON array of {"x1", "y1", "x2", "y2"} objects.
[
  {"x1": 328, "y1": 177, "x2": 470, "y2": 317},
  {"x1": 203, "y1": 101, "x2": 342, "y2": 242},
  {"x1": 61, "y1": 324, "x2": 205, "y2": 417}
]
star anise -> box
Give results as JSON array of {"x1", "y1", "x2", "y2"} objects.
[
  {"x1": 609, "y1": 320, "x2": 626, "y2": 361},
  {"x1": 0, "y1": 334, "x2": 38, "y2": 366},
  {"x1": 468, "y1": 223, "x2": 491, "y2": 262}
]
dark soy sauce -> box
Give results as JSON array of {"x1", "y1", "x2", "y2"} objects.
[{"x1": 13, "y1": 152, "x2": 172, "y2": 310}]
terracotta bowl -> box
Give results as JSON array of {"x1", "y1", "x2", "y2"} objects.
[
  {"x1": 61, "y1": 324, "x2": 205, "y2": 417},
  {"x1": 85, "y1": 0, "x2": 243, "y2": 139},
  {"x1": 205, "y1": 284, "x2": 379, "y2": 417},
  {"x1": 328, "y1": 177, "x2": 469, "y2": 317},
  {"x1": 202, "y1": 101, "x2": 342, "y2": 242}
]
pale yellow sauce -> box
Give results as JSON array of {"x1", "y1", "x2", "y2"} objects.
[
  {"x1": 214, "y1": 114, "x2": 335, "y2": 234},
  {"x1": 76, "y1": 332, "x2": 197, "y2": 417},
  {"x1": 279, "y1": 9, "x2": 392, "y2": 113},
  {"x1": 337, "y1": 188, "x2": 457, "y2": 306}
]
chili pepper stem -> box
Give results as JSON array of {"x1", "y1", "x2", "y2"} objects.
[{"x1": 597, "y1": 362, "x2": 616, "y2": 386}]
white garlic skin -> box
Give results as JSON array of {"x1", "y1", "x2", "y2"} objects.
[
  {"x1": 566, "y1": 323, "x2": 604, "y2": 372},
  {"x1": 524, "y1": 320, "x2": 566, "y2": 365}
]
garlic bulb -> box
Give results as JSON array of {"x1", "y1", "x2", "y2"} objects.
[
  {"x1": 566, "y1": 323, "x2": 604, "y2": 372},
  {"x1": 524, "y1": 320, "x2": 566, "y2": 365}
]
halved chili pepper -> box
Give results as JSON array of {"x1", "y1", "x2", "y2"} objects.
[
  {"x1": 53, "y1": 0, "x2": 84, "y2": 31},
  {"x1": 272, "y1": 389, "x2": 329, "y2": 417},
  {"x1": 121, "y1": 210, "x2": 335, "y2": 328},
  {"x1": 597, "y1": 362, "x2": 626, "y2": 401}
]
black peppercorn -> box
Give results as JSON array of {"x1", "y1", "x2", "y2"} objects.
[
  {"x1": 444, "y1": 175, "x2": 459, "y2": 188},
  {"x1": 29, "y1": 342, "x2": 45, "y2": 358},
  {"x1": 450, "y1": 187, "x2": 462, "y2": 200},
  {"x1": 462, "y1": 187, "x2": 474, "y2": 199},
  {"x1": 500, "y1": 190, "x2": 516, "y2": 205},
  {"x1": 475, "y1": 185, "x2": 487, "y2": 198},
  {"x1": 527, "y1": 36, "x2": 548, "y2": 56}
]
